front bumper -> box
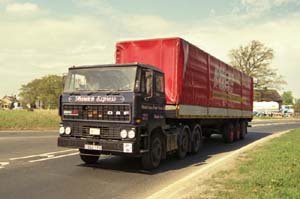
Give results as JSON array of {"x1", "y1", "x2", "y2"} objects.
[{"x1": 58, "y1": 136, "x2": 139, "y2": 156}]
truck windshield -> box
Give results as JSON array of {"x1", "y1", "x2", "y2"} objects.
[{"x1": 64, "y1": 66, "x2": 137, "y2": 93}]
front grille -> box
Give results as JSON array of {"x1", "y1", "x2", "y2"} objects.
[
  {"x1": 63, "y1": 104, "x2": 131, "y2": 122},
  {"x1": 72, "y1": 125, "x2": 122, "y2": 140}
]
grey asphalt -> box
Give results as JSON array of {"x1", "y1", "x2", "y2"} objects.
[{"x1": 0, "y1": 120, "x2": 300, "y2": 199}]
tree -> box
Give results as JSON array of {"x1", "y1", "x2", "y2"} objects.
[
  {"x1": 229, "y1": 40, "x2": 286, "y2": 90},
  {"x1": 282, "y1": 91, "x2": 294, "y2": 105},
  {"x1": 294, "y1": 98, "x2": 300, "y2": 112},
  {"x1": 19, "y1": 75, "x2": 63, "y2": 109}
]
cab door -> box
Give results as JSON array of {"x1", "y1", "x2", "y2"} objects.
[{"x1": 140, "y1": 69, "x2": 166, "y2": 123}]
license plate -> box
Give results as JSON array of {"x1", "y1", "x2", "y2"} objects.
[
  {"x1": 84, "y1": 144, "x2": 102, "y2": 151},
  {"x1": 123, "y1": 143, "x2": 133, "y2": 153},
  {"x1": 89, "y1": 128, "x2": 100, "y2": 135}
]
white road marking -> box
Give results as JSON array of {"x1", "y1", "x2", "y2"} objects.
[
  {"x1": 0, "y1": 136, "x2": 57, "y2": 140},
  {"x1": 147, "y1": 130, "x2": 290, "y2": 199},
  {"x1": 28, "y1": 152, "x2": 79, "y2": 163},
  {"x1": 9, "y1": 149, "x2": 78, "y2": 161},
  {"x1": 0, "y1": 162, "x2": 10, "y2": 169}
]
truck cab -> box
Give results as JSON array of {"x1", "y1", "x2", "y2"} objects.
[{"x1": 58, "y1": 63, "x2": 169, "y2": 169}]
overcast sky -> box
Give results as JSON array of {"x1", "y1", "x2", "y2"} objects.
[{"x1": 0, "y1": 0, "x2": 300, "y2": 98}]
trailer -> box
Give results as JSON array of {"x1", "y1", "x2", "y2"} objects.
[
  {"x1": 58, "y1": 37, "x2": 253, "y2": 169},
  {"x1": 253, "y1": 101, "x2": 280, "y2": 116}
]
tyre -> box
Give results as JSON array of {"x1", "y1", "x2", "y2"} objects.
[
  {"x1": 79, "y1": 149, "x2": 100, "y2": 164},
  {"x1": 223, "y1": 123, "x2": 234, "y2": 143},
  {"x1": 191, "y1": 125, "x2": 203, "y2": 154},
  {"x1": 240, "y1": 121, "x2": 247, "y2": 139},
  {"x1": 142, "y1": 133, "x2": 162, "y2": 170},
  {"x1": 177, "y1": 126, "x2": 189, "y2": 159},
  {"x1": 234, "y1": 122, "x2": 241, "y2": 141}
]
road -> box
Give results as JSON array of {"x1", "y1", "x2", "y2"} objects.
[{"x1": 0, "y1": 120, "x2": 300, "y2": 199}]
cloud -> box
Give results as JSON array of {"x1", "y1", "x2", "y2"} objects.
[
  {"x1": 6, "y1": 2, "x2": 39, "y2": 12},
  {"x1": 240, "y1": 0, "x2": 299, "y2": 16},
  {"x1": 77, "y1": 0, "x2": 176, "y2": 38},
  {"x1": 5, "y1": 2, "x2": 43, "y2": 17},
  {"x1": 0, "y1": 0, "x2": 12, "y2": 5}
]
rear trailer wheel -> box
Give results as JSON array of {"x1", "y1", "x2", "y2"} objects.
[
  {"x1": 223, "y1": 123, "x2": 234, "y2": 143},
  {"x1": 191, "y1": 126, "x2": 203, "y2": 154},
  {"x1": 142, "y1": 134, "x2": 162, "y2": 170},
  {"x1": 177, "y1": 127, "x2": 189, "y2": 159},
  {"x1": 240, "y1": 121, "x2": 247, "y2": 139},
  {"x1": 234, "y1": 122, "x2": 241, "y2": 141},
  {"x1": 79, "y1": 149, "x2": 100, "y2": 164}
]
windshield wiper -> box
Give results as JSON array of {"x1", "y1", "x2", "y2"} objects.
[
  {"x1": 117, "y1": 88, "x2": 131, "y2": 91},
  {"x1": 68, "y1": 91, "x2": 81, "y2": 95},
  {"x1": 86, "y1": 89, "x2": 111, "y2": 95},
  {"x1": 96, "y1": 89, "x2": 111, "y2": 91},
  {"x1": 106, "y1": 91, "x2": 120, "y2": 95}
]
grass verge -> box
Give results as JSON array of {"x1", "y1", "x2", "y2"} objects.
[
  {"x1": 195, "y1": 129, "x2": 300, "y2": 199},
  {"x1": 0, "y1": 109, "x2": 60, "y2": 130}
]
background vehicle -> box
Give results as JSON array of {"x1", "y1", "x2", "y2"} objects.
[
  {"x1": 253, "y1": 101, "x2": 280, "y2": 116},
  {"x1": 58, "y1": 38, "x2": 253, "y2": 169},
  {"x1": 281, "y1": 105, "x2": 294, "y2": 117}
]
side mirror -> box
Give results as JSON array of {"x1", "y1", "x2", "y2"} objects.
[
  {"x1": 62, "y1": 74, "x2": 67, "y2": 90},
  {"x1": 144, "y1": 93, "x2": 153, "y2": 101},
  {"x1": 58, "y1": 95, "x2": 62, "y2": 116}
]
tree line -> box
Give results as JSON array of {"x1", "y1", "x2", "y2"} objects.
[
  {"x1": 19, "y1": 75, "x2": 62, "y2": 109},
  {"x1": 282, "y1": 91, "x2": 300, "y2": 111}
]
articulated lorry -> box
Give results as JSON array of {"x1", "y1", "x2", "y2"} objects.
[{"x1": 58, "y1": 38, "x2": 253, "y2": 169}]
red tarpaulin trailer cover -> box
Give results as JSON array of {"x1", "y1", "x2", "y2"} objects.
[{"x1": 116, "y1": 37, "x2": 253, "y2": 118}]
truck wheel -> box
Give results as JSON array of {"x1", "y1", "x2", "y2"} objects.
[
  {"x1": 191, "y1": 126, "x2": 203, "y2": 154},
  {"x1": 177, "y1": 127, "x2": 189, "y2": 159},
  {"x1": 240, "y1": 121, "x2": 247, "y2": 139},
  {"x1": 79, "y1": 149, "x2": 100, "y2": 164},
  {"x1": 142, "y1": 134, "x2": 162, "y2": 170},
  {"x1": 234, "y1": 122, "x2": 241, "y2": 141},
  {"x1": 223, "y1": 123, "x2": 234, "y2": 143}
]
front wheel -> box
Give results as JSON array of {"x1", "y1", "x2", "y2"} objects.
[
  {"x1": 79, "y1": 149, "x2": 100, "y2": 164},
  {"x1": 142, "y1": 134, "x2": 162, "y2": 170}
]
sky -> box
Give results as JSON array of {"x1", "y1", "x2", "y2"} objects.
[{"x1": 0, "y1": 0, "x2": 300, "y2": 98}]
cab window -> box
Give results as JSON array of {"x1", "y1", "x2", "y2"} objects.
[
  {"x1": 141, "y1": 69, "x2": 153, "y2": 96},
  {"x1": 155, "y1": 72, "x2": 164, "y2": 96}
]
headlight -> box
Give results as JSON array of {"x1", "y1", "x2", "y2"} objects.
[
  {"x1": 59, "y1": 126, "x2": 65, "y2": 135},
  {"x1": 65, "y1": 127, "x2": 72, "y2": 135},
  {"x1": 120, "y1": 129, "x2": 127, "y2": 139},
  {"x1": 128, "y1": 129, "x2": 135, "y2": 139}
]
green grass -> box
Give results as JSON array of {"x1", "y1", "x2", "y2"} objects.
[
  {"x1": 0, "y1": 109, "x2": 60, "y2": 130},
  {"x1": 211, "y1": 129, "x2": 300, "y2": 199}
]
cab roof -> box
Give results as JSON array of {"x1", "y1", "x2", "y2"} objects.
[{"x1": 68, "y1": 63, "x2": 163, "y2": 73}]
